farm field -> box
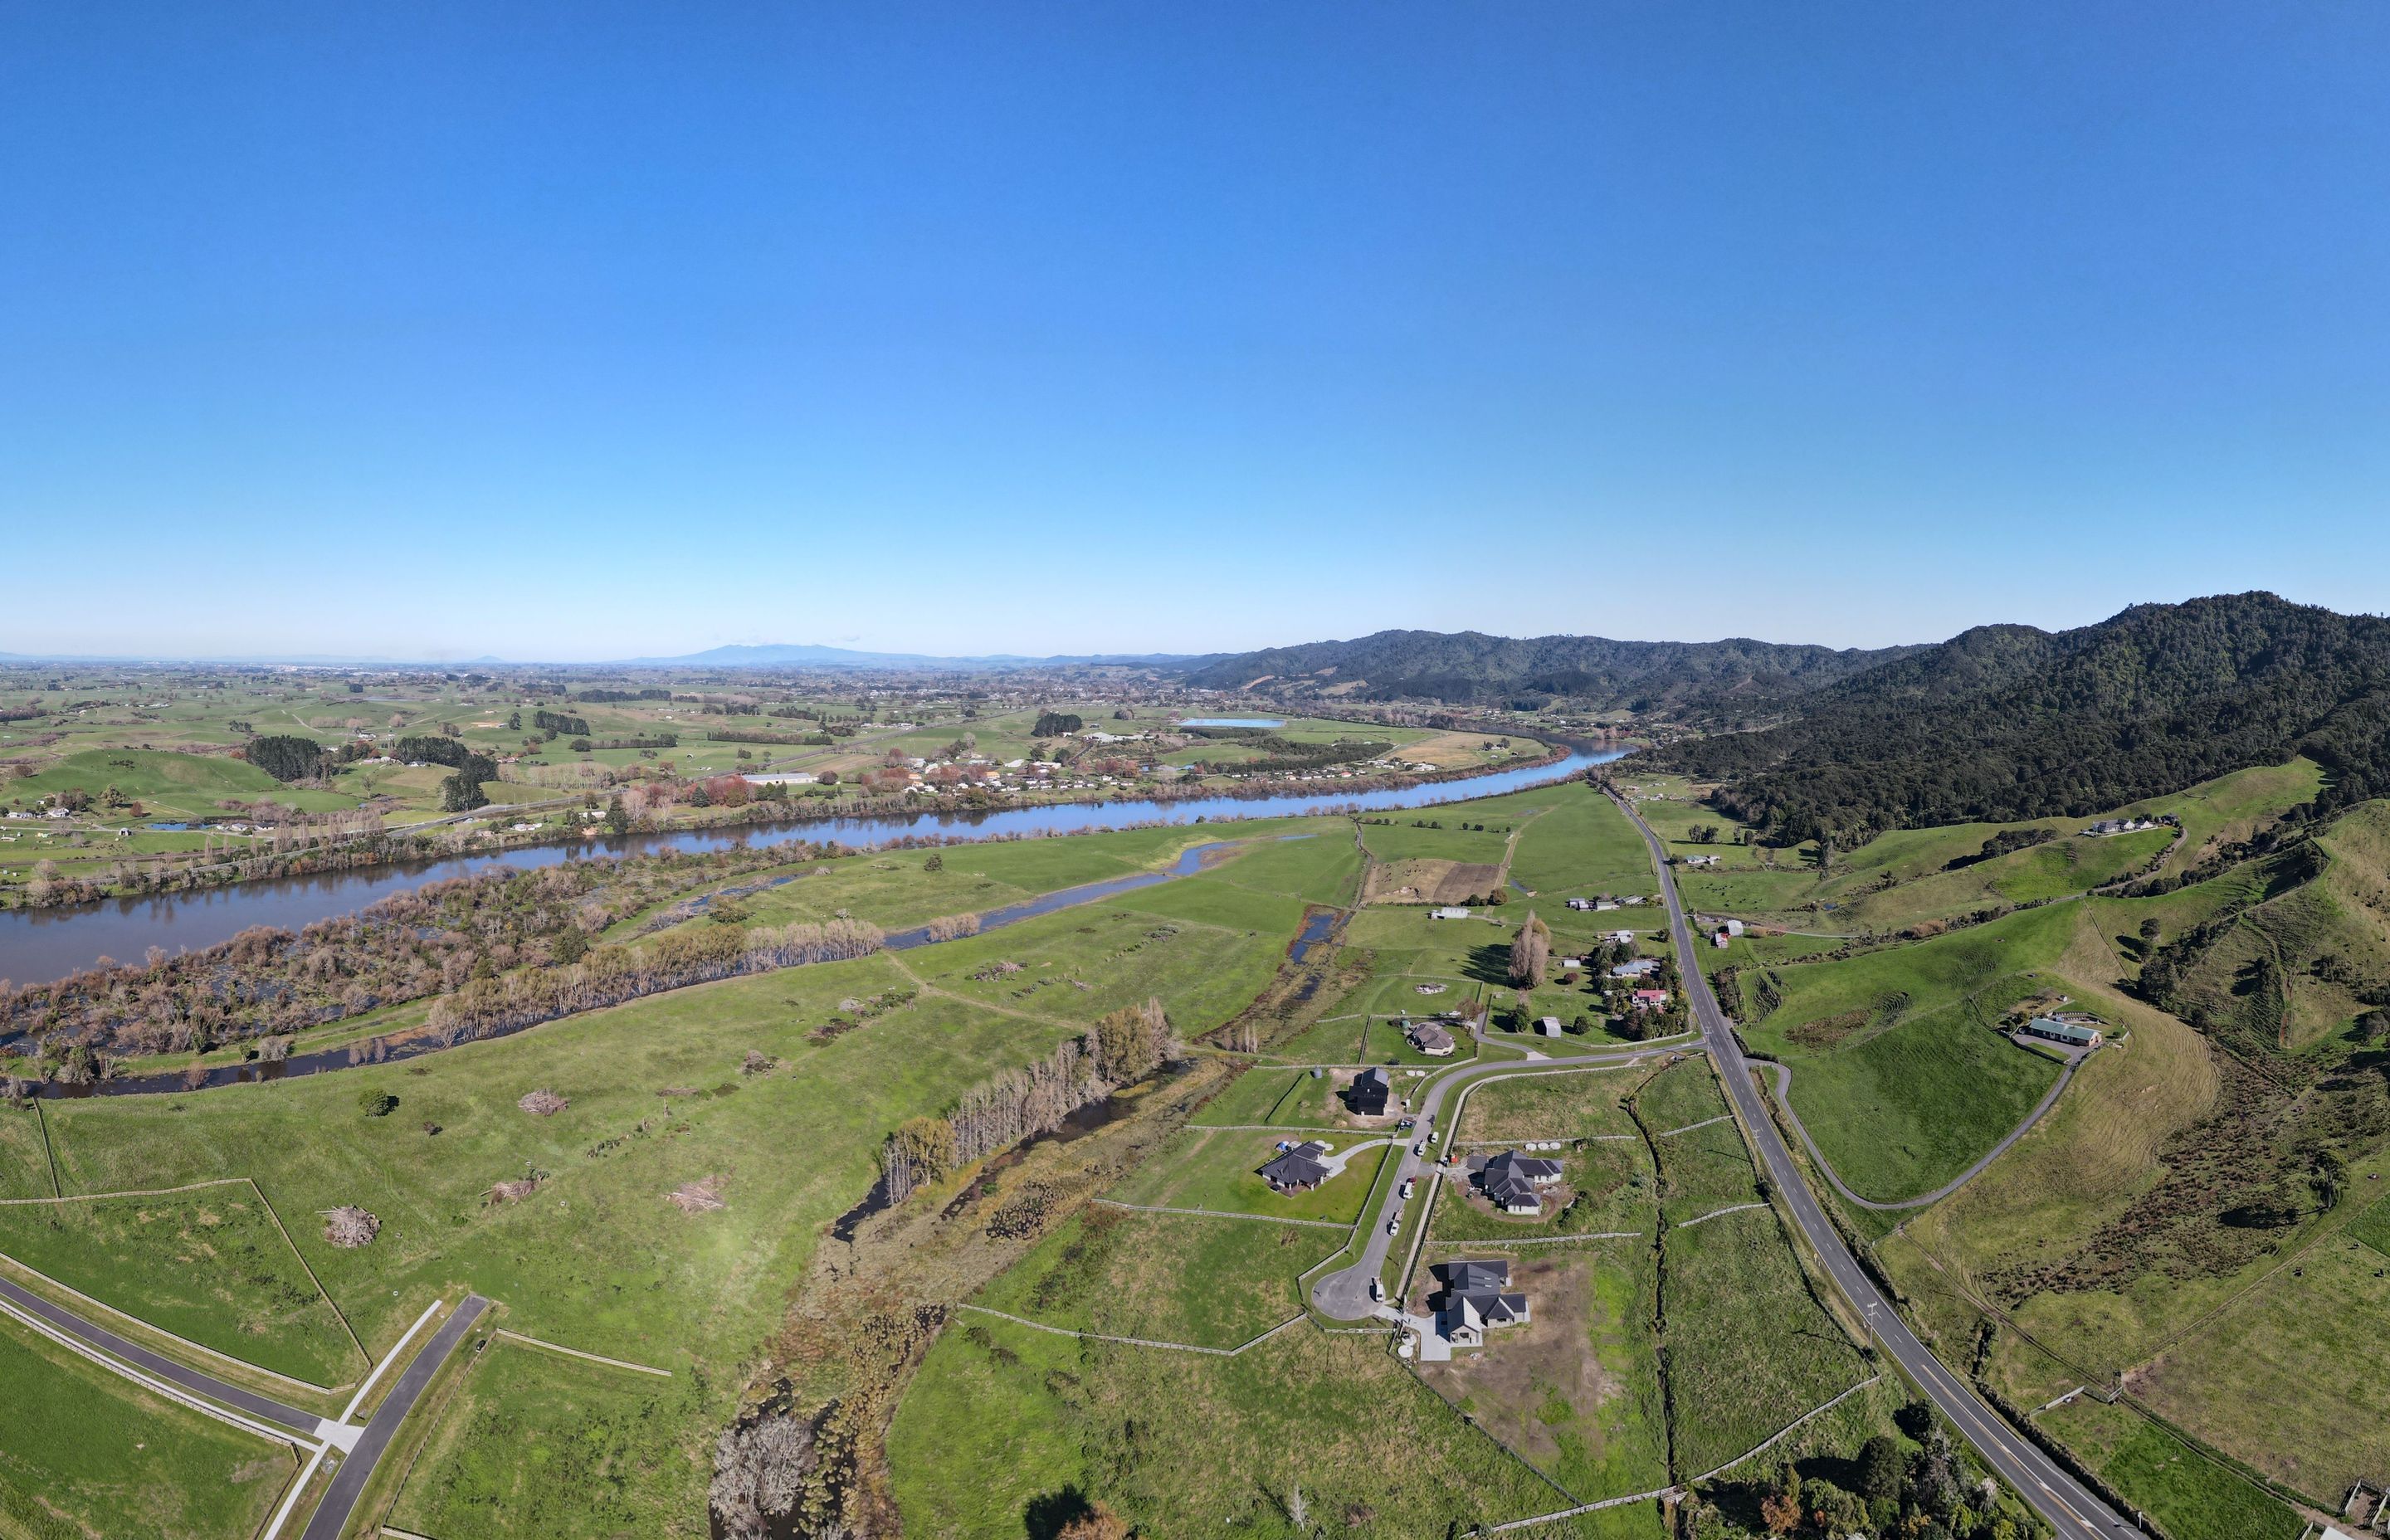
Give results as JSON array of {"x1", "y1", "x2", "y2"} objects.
[
  {"x1": 0, "y1": 1182, "x2": 365, "y2": 1387},
  {"x1": 1735, "y1": 902, "x2": 2080, "y2": 1201},
  {"x1": 0, "y1": 1311, "x2": 295, "y2": 1540},
  {"x1": 2036, "y1": 1396, "x2": 2303, "y2": 1540},
  {"x1": 889, "y1": 1316, "x2": 1580, "y2": 1538},
  {"x1": 387, "y1": 1337, "x2": 710, "y2": 1540},
  {"x1": 973, "y1": 1206, "x2": 1334, "y2": 1348}
]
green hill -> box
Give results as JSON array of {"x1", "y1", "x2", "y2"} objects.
[{"x1": 1663, "y1": 592, "x2": 2390, "y2": 843}]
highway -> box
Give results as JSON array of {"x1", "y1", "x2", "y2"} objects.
[{"x1": 1612, "y1": 790, "x2": 2143, "y2": 1539}]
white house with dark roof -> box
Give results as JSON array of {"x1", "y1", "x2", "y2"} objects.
[
  {"x1": 1434, "y1": 1258, "x2": 1532, "y2": 1346},
  {"x1": 1407, "y1": 1021, "x2": 1457, "y2": 1056},
  {"x1": 1259, "y1": 1141, "x2": 1334, "y2": 1192},
  {"x1": 1473, "y1": 1150, "x2": 1565, "y2": 1213}
]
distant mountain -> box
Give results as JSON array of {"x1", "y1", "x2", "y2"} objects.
[
  {"x1": 610, "y1": 643, "x2": 1217, "y2": 670},
  {"x1": 1662, "y1": 592, "x2": 2390, "y2": 841},
  {"x1": 1184, "y1": 629, "x2": 1923, "y2": 715}
]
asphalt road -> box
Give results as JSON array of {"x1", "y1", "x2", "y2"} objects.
[
  {"x1": 0, "y1": 1271, "x2": 322, "y2": 1435},
  {"x1": 300, "y1": 1294, "x2": 490, "y2": 1540},
  {"x1": 1615, "y1": 792, "x2": 2144, "y2": 1540}
]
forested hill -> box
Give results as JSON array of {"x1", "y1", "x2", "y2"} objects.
[
  {"x1": 1183, "y1": 630, "x2": 1921, "y2": 713},
  {"x1": 1663, "y1": 592, "x2": 2390, "y2": 842}
]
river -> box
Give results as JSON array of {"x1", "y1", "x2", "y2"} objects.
[{"x1": 0, "y1": 748, "x2": 1625, "y2": 987}]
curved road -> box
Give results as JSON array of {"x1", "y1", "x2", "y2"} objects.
[
  {"x1": 1614, "y1": 791, "x2": 2141, "y2": 1540},
  {"x1": 1760, "y1": 1053, "x2": 2083, "y2": 1213},
  {"x1": 1309, "y1": 1039, "x2": 1691, "y2": 1321}
]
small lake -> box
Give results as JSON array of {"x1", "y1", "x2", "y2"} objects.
[
  {"x1": 0, "y1": 748, "x2": 1626, "y2": 987},
  {"x1": 1178, "y1": 717, "x2": 1285, "y2": 729}
]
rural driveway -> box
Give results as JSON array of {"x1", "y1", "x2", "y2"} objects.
[
  {"x1": 1614, "y1": 790, "x2": 2139, "y2": 1540},
  {"x1": 299, "y1": 1293, "x2": 490, "y2": 1540},
  {"x1": 1308, "y1": 1040, "x2": 1686, "y2": 1321},
  {"x1": 1760, "y1": 1054, "x2": 2084, "y2": 1212}
]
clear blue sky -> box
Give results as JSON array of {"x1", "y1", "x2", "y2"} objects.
[{"x1": 4, "y1": 2, "x2": 2386, "y2": 661}]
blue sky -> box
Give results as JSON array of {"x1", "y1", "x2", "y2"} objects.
[{"x1": 3, "y1": 2, "x2": 2386, "y2": 661}]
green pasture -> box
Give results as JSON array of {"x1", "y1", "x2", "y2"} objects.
[
  {"x1": 974, "y1": 1206, "x2": 1333, "y2": 1348},
  {"x1": 1105, "y1": 1126, "x2": 1388, "y2": 1225}
]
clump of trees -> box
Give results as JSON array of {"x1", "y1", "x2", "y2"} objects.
[
  {"x1": 877, "y1": 998, "x2": 1175, "y2": 1203},
  {"x1": 1032, "y1": 712, "x2": 1083, "y2": 737},
  {"x1": 1508, "y1": 910, "x2": 1551, "y2": 987},
  {"x1": 245, "y1": 734, "x2": 329, "y2": 782},
  {"x1": 1685, "y1": 1406, "x2": 2048, "y2": 1539},
  {"x1": 532, "y1": 709, "x2": 590, "y2": 737}
]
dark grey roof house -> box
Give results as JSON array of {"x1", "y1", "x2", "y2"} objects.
[
  {"x1": 1432, "y1": 1257, "x2": 1532, "y2": 1345},
  {"x1": 1477, "y1": 1150, "x2": 1564, "y2": 1213},
  {"x1": 1258, "y1": 1141, "x2": 1333, "y2": 1192},
  {"x1": 1347, "y1": 1067, "x2": 1392, "y2": 1117}
]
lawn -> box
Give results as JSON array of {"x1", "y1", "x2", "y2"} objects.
[
  {"x1": 974, "y1": 1206, "x2": 1334, "y2": 1349},
  {"x1": 0, "y1": 1182, "x2": 364, "y2": 1387},
  {"x1": 1427, "y1": 1140, "x2": 1651, "y2": 1243},
  {"x1": 387, "y1": 1338, "x2": 711, "y2": 1540},
  {"x1": 1105, "y1": 1126, "x2": 1388, "y2": 1225},
  {"x1": 1192, "y1": 1065, "x2": 1329, "y2": 1128},
  {"x1": 0, "y1": 1312, "x2": 295, "y2": 1540}
]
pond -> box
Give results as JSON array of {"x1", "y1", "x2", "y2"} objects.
[{"x1": 0, "y1": 748, "x2": 1627, "y2": 987}]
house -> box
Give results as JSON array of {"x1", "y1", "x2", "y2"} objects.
[
  {"x1": 1722, "y1": 919, "x2": 1744, "y2": 937},
  {"x1": 1714, "y1": 930, "x2": 1733, "y2": 948},
  {"x1": 1683, "y1": 854, "x2": 1721, "y2": 868},
  {"x1": 1535, "y1": 1016, "x2": 1563, "y2": 1038},
  {"x1": 1594, "y1": 899, "x2": 1620, "y2": 912},
  {"x1": 1610, "y1": 958, "x2": 1661, "y2": 979},
  {"x1": 1347, "y1": 1067, "x2": 1392, "y2": 1117},
  {"x1": 1474, "y1": 1150, "x2": 1565, "y2": 1211},
  {"x1": 1607, "y1": 929, "x2": 1636, "y2": 945},
  {"x1": 1407, "y1": 1021, "x2": 1457, "y2": 1057},
  {"x1": 1632, "y1": 988, "x2": 1671, "y2": 1011},
  {"x1": 1566, "y1": 897, "x2": 1595, "y2": 911},
  {"x1": 1259, "y1": 1141, "x2": 1334, "y2": 1192},
  {"x1": 1431, "y1": 907, "x2": 1471, "y2": 921},
  {"x1": 1558, "y1": 957, "x2": 1584, "y2": 972},
  {"x1": 2024, "y1": 1016, "x2": 2103, "y2": 1049},
  {"x1": 1433, "y1": 1258, "x2": 1531, "y2": 1346}
]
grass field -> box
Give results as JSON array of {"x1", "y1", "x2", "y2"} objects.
[
  {"x1": 0, "y1": 1313, "x2": 294, "y2": 1540},
  {"x1": 974, "y1": 1206, "x2": 1333, "y2": 1348},
  {"x1": 1632, "y1": 1060, "x2": 1870, "y2": 1474},
  {"x1": 2037, "y1": 1396, "x2": 2303, "y2": 1540},
  {"x1": 387, "y1": 1338, "x2": 709, "y2": 1540},
  {"x1": 1739, "y1": 904, "x2": 2079, "y2": 1201},
  {"x1": 889, "y1": 1318, "x2": 1577, "y2": 1538},
  {"x1": 0, "y1": 1183, "x2": 364, "y2": 1386},
  {"x1": 1105, "y1": 1126, "x2": 1389, "y2": 1224},
  {"x1": 1506, "y1": 790, "x2": 1656, "y2": 900}
]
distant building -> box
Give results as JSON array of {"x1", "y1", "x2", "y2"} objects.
[
  {"x1": 1594, "y1": 899, "x2": 1620, "y2": 911},
  {"x1": 1432, "y1": 907, "x2": 1471, "y2": 921},
  {"x1": 1632, "y1": 988, "x2": 1671, "y2": 1011},
  {"x1": 2024, "y1": 1016, "x2": 2103, "y2": 1049},
  {"x1": 1566, "y1": 897, "x2": 1595, "y2": 911},
  {"x1": 1714, "y1": 930, "x2": 1732, "y2": 948},
  {"x1": 1536, "y1": 1016, "x2": 1563, "y2": 1037},
  {"x1": 1722, "y1": 919, "x2": 1744, "y2": 937},
  {"x1": 1611, "y1": 958, "x2": 1661, "y2": 978},
  {"x1": 1607, "y1": 929, "x2": 1636, "y2": 945},
  {"x1": 1683, "y1": 854, "x2": 1721, "y2": 868},
  {"x1": 1259, "y1": 1141, "x2": 1334, "y2": 1192},
  {"x1": 1348, "y1": 1067, "x2": 1392, "y2": 1117}
]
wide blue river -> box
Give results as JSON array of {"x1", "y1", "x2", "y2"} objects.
[{"x1": 0, "y1": 747, "x2": 1624, "y2": 987}]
